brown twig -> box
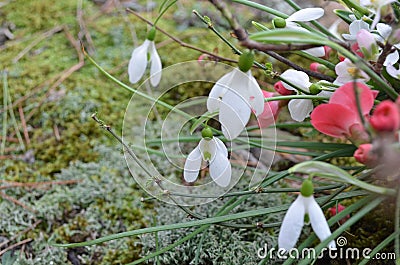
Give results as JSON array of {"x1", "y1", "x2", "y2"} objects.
[
  {"x1": 0, "y1": 238, "x2": 33, "y2": 257},
  {"x1": 12, "y1": 26, "x2": 64, "y2": 63},
  {"x1": 18, "y1": 104, "x2": 30, "y2": 146},
  {"x1": 0, "y1": 136, "x2": 19, "y2": 143},
  {"x1": 77, "y1": 0, "x2": 95, "y2": 54},
  {"x1": 375, "y1": 42, "x2": 395, "y2": 74},
  {"x1": 207, "y1": 0, "x2": 335, "y2": 82},
  {"x1": 0, "y1": 220, "x2": 41, "y2": 249},
  {"x1": 126, "y1": 8, "x2": 237, "y2": 64},
  {"x1": 0, "y1": 191, "x2": 36, "y2": 213}
]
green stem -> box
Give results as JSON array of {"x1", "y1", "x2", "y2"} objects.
[
  {"x1": 264, "y1": 95, "x2": 329, "y2": 102},
  {"x1": 193, "y1": 10, "x2": 241, "y2": 55},
  {"x1": 85, "y1": 52, "x2": 193, "y2": 120},
  {"x1": 154, "y1": 0, "x2": 177, "y2": 26}
]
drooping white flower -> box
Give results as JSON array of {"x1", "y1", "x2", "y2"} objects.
[
  {"x1": 278, "y1": 8, "x2": 326, "y2": 57},
  {"x1": 280, "y1": 69, "x2": 331, "y2": 122},
  {"x1": 334, "y1": 58, "x2": 370, "y2": 85},
  {"x1": 183, "y1": 128, "x2": 231, "y2": 187},
  {"x1": 285, "y1": 8, "x2": 325, "y2": 26},
  {"x1": 278, "y1": 179, "x2": 336, "y2": 251},
  {"x1": 207, "y1": 52, "x2": 264, "y2": 140},
  {"x1": 128, "y1": 28, "x2": 162, "y2": 87}
]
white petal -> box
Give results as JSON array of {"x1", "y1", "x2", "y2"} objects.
[
  {"x1": 280, "y1": 69, "x2": 311, "y2": 92},
  {"x1": 247, "y1": 71, "x2": 265, "y2": 116},
  {"x1": 219, "y1": 89, "x2": 251, "y2": 140},
  {"x1": 288, "y1": 99, "x2": 313, "y2": 122},
  {"x1": 386, "y1": 64, "x2": 400, "y2": 79},
  {"x1": 384, "y1": 50, "x2": 399, "y2": 66},
  {"x1": 207, "y1": 71, "x2": 235, "y2": 112},
  {"x1": 149, "y1": 41, "x2": 162, "y2": 87},
  {"x1": 199, "y1": 138, "x2": 217, "y2": 161},
  {"x1": 303, "y1": 47, "x2": 326, "y2": 57},
  {"x1": 278, "y1": 196, "x2": 306, "y2": 251},
  {"x1": 286, "y1": 8, "x2": 324, "y2": 22},
  {"x1": 349, "y1": 20, "x2": 370, "y2": 36},
  {"x1": 376, "y1": 23, "x2": 392, "y2": 41},
  {"x1": 209, "y1": 151, "x2": 231, "y2": 187},
  {"x1": 214, "y1": 137, "x2": 228, "y2": 158},
  {"x1": 305, "y1": 196, "x2": 336, "y2": 249},
  {"x1": 183, "y1": 146, "x2": 202, "y2": 183},
  {"x1": 128, "y1": 40, "x2": 150, "y2": 84}
]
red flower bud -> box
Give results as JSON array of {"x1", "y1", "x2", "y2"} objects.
[
  {"x1": 354, "y1": 143, "x2": 377, "y2": 166},
  {"x1": 274, "y1": 81, "x2": 294, "y2": 96},
  {"x1": 369, "y1": 100, "x2": 400, "y2": 132}
]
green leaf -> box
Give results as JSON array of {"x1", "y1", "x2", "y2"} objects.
[
  {"x1": 289, "y1": 161, "x2": 396, "y2": 196},
  {"x1": 250, "y1": 29, "x2": 325, "y2": 45},
  {"x1": 333, "y1": 9, "x2": 355, "y2": 24}
]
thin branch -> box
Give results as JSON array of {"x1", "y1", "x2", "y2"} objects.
[
  {"x1": 0, "y1": 220, "x2": 41, "y2": 249},
  {"x1": 207, "y1": 0, "x2": 335, "y2": 82},
  {"x1": 0, "y1": 238, "x2": 33, "y2": 257},
  {"x1": 0, "y1": 191, "x2": 36, "y2": 213},
  {"x1": 18, "y1": 104, "x2": 30, "y2": 146},
  {"x1": 126, "y1": 8, "x2": 237, "y2": 64},
  {"x1": 375, "y1": 42, "x2": 395, "y2": 74}
]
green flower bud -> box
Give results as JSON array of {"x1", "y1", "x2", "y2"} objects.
[
  {"x1": 273, "y1": 17, "x2": 286, "y2": 28},
  {"x1": 300, "y1": 179, "x2": 314, "y2": 197},
  {"x1": 146, "y1": 27, "x2": 156, "y2": 41},
  {"x1": 201, "y1": 127, "x2": 213, "y2": 140},
  {"x1": 238, "y1": 51, "x2": 255, "y2": 72},
  {"x1": 309, "y1": 83, "x2": 322, "y2": 95}
]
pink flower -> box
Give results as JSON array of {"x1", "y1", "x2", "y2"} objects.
[
  {"x1": 354, "y1": 143, "x2": 377, "y2": 166},
  {"x1": 274, "y1": 81, "x2": 294, "y2": 96},
  {"x1": 356, "y1": 29, "x2": 378, "y2": 60},
  {"x1": 369, "y1": 100, "x2": 400, "y2": 132},
  {"x1": 258, "y1": 90, "x2": 280, "y2": 128},
  {"x1": 311, "y1": 82, "x2": 376, "y2": 142}
]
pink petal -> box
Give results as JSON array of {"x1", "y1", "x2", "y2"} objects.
[
  {"x1": 311, "y1": 103, "x2": 359, "y2": 138},
  {"x1": 330, "y1": 82, "x2": 375, "y2": 116}
]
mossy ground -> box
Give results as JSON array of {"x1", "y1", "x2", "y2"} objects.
[{"x1": 0, "y1": 1, "x2": 397, "y2": 264}]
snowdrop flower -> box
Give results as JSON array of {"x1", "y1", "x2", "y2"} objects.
[
  {"x1": 183, "y1": 127, "x2": 231, "y2": 187},
  {"x1": 334, "y1": 58, "x2": 370, "y2": 85},
  {"x1": 128, "y1": 28, "x2": 162, "y2": 87},
  {"x1": 278, "y1": 179, "x2": 336, "y2": 251},
  {"x1": 280, "y1": 69, "x2": 330, "y2": 122},
  {"x1": 207, "y1": 52, "x2": 264, "y2": 140},
  {"x1": 360, "y1": 0, "x2": 396, "y2": 29},
  {"x1": 273, "y1": 8, "x2": 325, "y2": 57}
]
